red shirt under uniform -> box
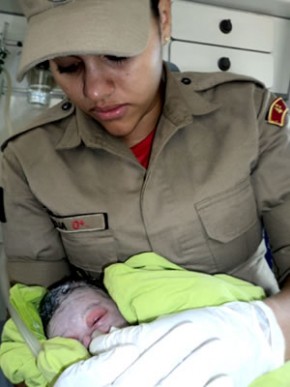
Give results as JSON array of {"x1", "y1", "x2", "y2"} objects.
[{"x1": 130, "y1": 129, "x2": 156, "y2": 169}]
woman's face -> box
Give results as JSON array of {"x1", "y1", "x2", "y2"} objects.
[
  {"x1": 47, "y1": 288, "x2": 127, "y2": 348},
  {"x1": 49, "y1": 0, "x2": 171, "y2": 147}
]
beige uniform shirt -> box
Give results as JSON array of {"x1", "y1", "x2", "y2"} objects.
[{"x1": 1, "y1": 67, "x2": 289, "y2": 293}]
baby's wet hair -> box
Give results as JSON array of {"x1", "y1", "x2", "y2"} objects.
[{"x1": 39, "y1": 277, "x2": 106, "y2": 336}]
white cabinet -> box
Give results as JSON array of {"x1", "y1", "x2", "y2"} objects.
[
  {"x1": 167, "y1": 0, "x2": 290, "y2": 95},
  {"x1": 170, "y1": 41, "x2": 274, "y2": 87},
  {"x1": 171, "y1": 1, "x2": 273, "y2": 52}
]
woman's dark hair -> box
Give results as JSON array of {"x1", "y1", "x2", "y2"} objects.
[{"x1": 150, "y1": 0, "x2": 160, "y2": 18}]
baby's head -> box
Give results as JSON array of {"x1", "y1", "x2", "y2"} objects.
[{"x1": 40, "y1": 279, "x2": 127, "y2": 348}]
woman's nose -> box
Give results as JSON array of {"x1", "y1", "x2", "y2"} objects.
[{"x1": 83, "y1": 68, "x2": 115, "y2": 102}]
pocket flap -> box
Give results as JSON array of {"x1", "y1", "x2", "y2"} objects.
[{"x1": 196, "y1": 180, "x2": 257, "y2": 243}]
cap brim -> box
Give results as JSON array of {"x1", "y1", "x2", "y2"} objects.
[{"x1": 18, "y1": 0, "x2": 150, "y2": 81}]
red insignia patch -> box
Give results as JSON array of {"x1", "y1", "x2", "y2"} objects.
[{"x1": 267, "y1": 97, "x2": 289, "y2": 127}]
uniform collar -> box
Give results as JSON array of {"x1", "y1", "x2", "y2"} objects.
[
  {"x1": 59, "y1": 108, "x2": 139, "y2": 165},
  {"x1": 55, "y1": 113, "x2": 81, "y2": 149},
  {"x1": 57, "y1": 108, "x2": 132, "y2": 157}
]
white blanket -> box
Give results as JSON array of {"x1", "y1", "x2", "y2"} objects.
[{"x1": 54, "y1": 301, "x2": 284, "y2": 387}]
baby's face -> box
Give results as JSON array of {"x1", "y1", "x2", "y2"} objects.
[{"x1": 47, "y1": 288, "x2": 127, "y2": 348}]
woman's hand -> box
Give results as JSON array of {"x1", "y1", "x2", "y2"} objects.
[{"x1": 264, "y1": 276, "x2": 290, "y2": 361}]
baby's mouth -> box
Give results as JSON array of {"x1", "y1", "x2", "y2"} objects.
[{"x1": 91, "y1": 310, "x2": 109, "y2": 332}]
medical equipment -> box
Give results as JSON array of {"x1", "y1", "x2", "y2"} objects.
[{"x1": 26, "y1": 61, "x2": 54, "y2": 107}]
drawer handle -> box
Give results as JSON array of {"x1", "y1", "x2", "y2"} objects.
[
  {"x1": 219, "y1": 19, "x2": 233, "y2": 34},
  {"x1": 218, "y1": 57, "x2": 231, "y2": 71}
]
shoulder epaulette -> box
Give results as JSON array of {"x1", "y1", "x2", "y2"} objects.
[
  {"x1": 1, "y1": 100, "x2": 75, "y2": 151},
  {"x1": 174, "y1": 71, "x2": 265, "y2": 92}
]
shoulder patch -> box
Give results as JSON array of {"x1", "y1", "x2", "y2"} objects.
[{"x1": 267, "y1": 97, "x2": 289, "y2": 127}]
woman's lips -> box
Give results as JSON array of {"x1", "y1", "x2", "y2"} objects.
[{"x1": 90, "y1": 104, "x2": 128, "y2": 121}]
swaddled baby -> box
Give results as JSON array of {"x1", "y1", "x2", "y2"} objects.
[{"x1": 40, "y1": 274, "x2": 285, "y2": 387}]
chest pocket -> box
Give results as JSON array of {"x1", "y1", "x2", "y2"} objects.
[
  {"x1": 195, "y1": 178, "x2": 262, "y2": 271},
  {"x1": 50, "y1": 213, "x2": 118, "y2": 275}
]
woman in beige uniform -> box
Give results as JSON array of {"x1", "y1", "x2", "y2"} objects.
[{"x1": 1, "y1": 0, "x2": 290, "y2": 375}]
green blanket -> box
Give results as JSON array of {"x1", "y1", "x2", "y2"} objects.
[{"x1": 104, "y1": 252, "x2": 265, "y2": 324}]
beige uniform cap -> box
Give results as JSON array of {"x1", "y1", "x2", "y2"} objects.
[{"x1": 17, "y1": 0, "x2": 151, "y2": 81}]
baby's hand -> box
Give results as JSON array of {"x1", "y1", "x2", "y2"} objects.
[
  {"x1": 91, "y1": 326, "x2": 119, "y2": 341},
  {"x1": 90, "y1": 325, "x2": 143, "y2": 354},
  {"x1": 91, "y1": 329, "x2": 105, "y2": 339}
]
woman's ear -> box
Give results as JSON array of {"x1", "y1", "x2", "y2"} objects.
[{"x1": 158, "y1": 0, "x2": 172, "y2": 45}]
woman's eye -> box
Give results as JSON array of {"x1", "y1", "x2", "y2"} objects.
[
  {"x1": 57, "y1": 63, "x2": 82, "y2": 74},
  {"x1": 104, "y1": 55, "x2": 129, "y2": 64}
]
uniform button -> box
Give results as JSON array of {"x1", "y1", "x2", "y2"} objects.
[
  {"x1": 62, "y1": 101, "x2": 72, "y2": 111},
  {"x1": 181, "y1": 77, "x2": 191, "y2": 85}
]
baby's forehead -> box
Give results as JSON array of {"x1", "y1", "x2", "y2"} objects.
[
  {"x1": 64, "y1": 286, "x2": 108, "y2": 301},
  {"x1": 54, "y1": 286, "x2": 107, "y2": 316}
]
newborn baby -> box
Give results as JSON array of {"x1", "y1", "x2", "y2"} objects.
[
  {"x1": 40, "y1": 279, "x2": 127, "y2": 348},
  {"x1": 40, "y1": 277, "x2": 285, "y2": 387}
]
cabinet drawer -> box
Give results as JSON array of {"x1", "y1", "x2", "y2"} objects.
[
  {"x1": 172, "y1": 1, "x2": 273, "y2": 53},
  {"x1": 169, "y1": 41, "x2": 274, "y2": 88}
]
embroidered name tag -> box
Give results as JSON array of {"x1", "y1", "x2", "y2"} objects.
[
  {"x1": 51, "y1": 213, "x2": 108, "y2": 231},
  {"x1": 267, "y1": 97, "x2": 289, "y2": 127}
]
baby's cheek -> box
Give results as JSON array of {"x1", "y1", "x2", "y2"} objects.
[
  {"x1": 67, "y1": 315, "x2": 87, "y2": 338},
  {"x1": 51, "y1": 311, "x2": 84, "y2": 340}
]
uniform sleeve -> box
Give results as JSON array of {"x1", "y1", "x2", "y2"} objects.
[
  {"x1": 0, "y1": 146, "x2": 71, "y2": 286},
  {"x1": 252, "y1": 88, "x2": 290, "y2": 284}
]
